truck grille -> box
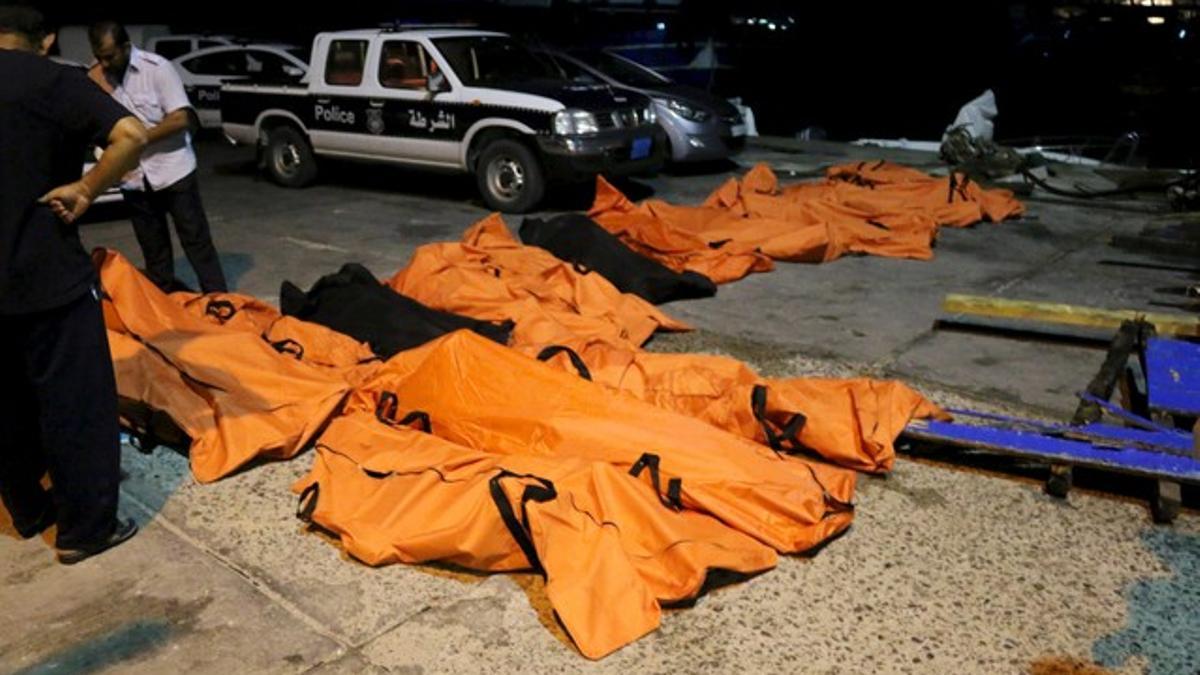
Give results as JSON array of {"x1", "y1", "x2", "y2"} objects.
[{"x1": 597, "y1": 107, "x2": 645, "y2": 129}]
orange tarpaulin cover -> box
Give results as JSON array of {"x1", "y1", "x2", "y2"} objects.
[
  {"x1": 297, "y1": 408, "x2": 777, "y2": 659},
  {"x1": 388, "y1": 216, "x2": 944, "y2": 473},
  {"x1": 172, "y1": 291, "x2": 380, "y2": 383},
  {"x1": 348, "y1": 330, "x2": 858, "y2": 553},
  {"x1": 387, "y1": 214, "x2": 688, "y2": 349},
  {"x1": 528, "y1": 338, "x2": 946, "y2": 473},
  {"x1": 587, "y1": 162, "x2": 1024, "y2": 279},
  {"x1": 98, "y1": 250, "x2": 350, "y2": 482}
]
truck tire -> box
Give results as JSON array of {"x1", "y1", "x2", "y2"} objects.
[
  {"x1": 475, "y1": 139, "x2": 545, "y2": 213},
  {"x1": 265, "y1": 126, "x2": 317, "y2": 188}
]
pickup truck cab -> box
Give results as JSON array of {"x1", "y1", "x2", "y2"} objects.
[{"x1": 220, "y1": 28, "x2": 666, "y2": 212}]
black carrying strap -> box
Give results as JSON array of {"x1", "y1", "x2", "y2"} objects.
[
  {"x1": 375, "y1": 391, "x2": 432, "y2": 433},
  {"x1": 205, "y1": 299, "x2": 237, "y2": 322},
  {"x1": 947, "y1": 172, "x2": 971, "y2": 203},
  {"x1": 751, "y1": 384, "x2": 807, "y2": 453},
  {"x1": 296, "y1": 483, "x2": 320, "y2": 523},
  {"x1": 269, "y1": 338, "x2": 305, "y2": 360},
  {"x1": 628, "y1": 453, "x2": 683, "y2": 511},
  {"x1": 488, "y1": 471, "x2": 557, "y2": 575},
  {"x1": 536, "y1": 345, "x2": 592, "y2": 381}
]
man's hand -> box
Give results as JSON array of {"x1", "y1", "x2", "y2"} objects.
[{"x1": 38, "y1": 181, "x2": 94, "y2": 224}]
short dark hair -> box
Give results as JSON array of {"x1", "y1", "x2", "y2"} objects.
[
  {"x1": 88, "y1": 20, "x2": 129, "y2": 49},
  {"x1": 0, "y1": 4, "x2": 47, "y2": 42}
]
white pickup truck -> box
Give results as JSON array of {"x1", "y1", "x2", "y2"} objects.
[{"x1": 220, "y1": 28, "x2": 667, "y2": 212}]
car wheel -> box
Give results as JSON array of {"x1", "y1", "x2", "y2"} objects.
[
  {"x1": 265, "y1": 126, "x2": 317, "y2": 188},
  {"x1": 476, "y1": 139, "x2": 545, "y2": 213}
]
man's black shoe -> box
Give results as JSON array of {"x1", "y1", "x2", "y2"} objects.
[{"x1": 57, "y1": 518, "x2": 138, "y2": 565}]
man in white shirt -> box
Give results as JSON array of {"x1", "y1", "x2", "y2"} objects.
[{"x1": 89, "y1": 20, "x2": 227, "y2": 293}]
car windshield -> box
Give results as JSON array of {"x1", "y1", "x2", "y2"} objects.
[
  {"x1": 574, "y1": 51, "x2": 669, "y2": 88},
  {"x1": 432, "y1": 36, "x2": 561, "y2": 86}
]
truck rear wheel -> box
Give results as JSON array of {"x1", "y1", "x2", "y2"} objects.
[
  {"x1": 476, "y1": 139, "x2": 545, "y2": 213},
  {"x1": 265, "y1": 126, "x2": 317, "y2": 188}
]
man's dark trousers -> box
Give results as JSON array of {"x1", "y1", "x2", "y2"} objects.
[
  {"x1": 123, "y1": 171, "x2": 228, "y2": 293},
  {"x1": 0, "y1": 289, "x2": 121, "y2": 549}
]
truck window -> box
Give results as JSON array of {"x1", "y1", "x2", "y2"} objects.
[
  {"x1": 325, "y1": 40, "x2": 367, "y2": 86},
  {"x1": 432, "y1": 36, "x2": 559, "y2": 87},
  {"x1": 379, "y1": 41, "x2": 431, "y2": 90}
]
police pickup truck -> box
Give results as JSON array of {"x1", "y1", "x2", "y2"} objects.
[{"x1": 220, "y1": 28, "x2": 666, "y2": 212}]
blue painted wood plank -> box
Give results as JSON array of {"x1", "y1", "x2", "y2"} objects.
[
  {"x1": 905, "y1": 420, "x2": 1200, "y2": 483},
  {"x1": 1146, "y1": 338, "x2": 1200, "y2": 416}
]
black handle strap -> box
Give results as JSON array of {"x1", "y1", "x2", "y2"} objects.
[
  {"x1": 396, "y1": 410, "x2": 431, "y2": 434},
  {"x1": 751, "y1": 384, "x2": 807, "y2": 453},
  {"x1": 296, "y1": 483, "x2": 320, "y2": 523},
  {"x1": 376, "y1": 392, "x2": 399, "y2": 425},
  {"x1": 536, "y1": 345, "x2": 592, "y2": 381},
  {"x1": 571, "y1": 261, "x2": 591, "y2": 275},
  {"x1": 205, "y1": 299, "x2": 237, "y2": 322},
  {"x1": 628, "y1": 453, "x2": 683, "y2": 511},
  {"x1": 269, "y1": 338, "x2": 305, "y2": 360},
  {"x1": 488, "y1": 471, "x2": 557, "y2": 575},
  {"x1": 374, "y1": 392, "x2": 432, "y2": 433},
  {"x1": 947, "y1": 172, "x2": 971, "y2": 204}
]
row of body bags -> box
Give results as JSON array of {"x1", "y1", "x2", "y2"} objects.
[{"x1": 98, "y1": 160, "x2": 1018, "y2": 658}]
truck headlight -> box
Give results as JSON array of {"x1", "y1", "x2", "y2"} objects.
[
  {"x1": 662, "y1": 98, "x2": 710, "y2": 123},
  {"x1": 553, "y1": 110, "x2": 599, "y2": 135}
]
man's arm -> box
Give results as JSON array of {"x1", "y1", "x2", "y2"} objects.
[
  {"x1": 144, "y1": 108, "x2": 192, "y2": 144},
  {"x1": 39, "y1": 117, "x2": 149, "y2": 224},
  {"x1": 146, "y1": 59, "x2": 197, "y2": 143}
]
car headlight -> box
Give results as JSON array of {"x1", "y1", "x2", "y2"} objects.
[
  {"x1": 643, "y1": 104, "x2": 657, "y2": 124},
  {"x1": 662, "y1": 98, "x2": 710, "y2": 122},
  {"x1": 553, "y1": 110, "x2": 600, "y2": 135}
]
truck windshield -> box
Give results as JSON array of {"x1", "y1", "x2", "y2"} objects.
[{"x1": 433, "y1": 36, "x2": 561, "y2": 86}]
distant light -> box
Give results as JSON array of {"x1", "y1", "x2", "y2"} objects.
[
  {"x1": 768, "y1": 22, "x2": 777, "y2": 30},
  {"x1": 1099, "y1": 16, "x2": 1112, "y2": 22},
  {"x1": 656, "y1": 22, "x2": 666, "y2": 30},
  {"x1": 1180, "y1": 28, "x2": 1188, "y2": 38},
  {"x1": 788, "y1": 16, "x2": 795, "y2": 24},
  {"x1": 1147, "y1": 16, "x2": 1166, "y2": 24}
]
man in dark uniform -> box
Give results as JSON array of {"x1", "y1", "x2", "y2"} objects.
[{"x1": 0, "y1": 5, "x2": 148, "y2": 564}]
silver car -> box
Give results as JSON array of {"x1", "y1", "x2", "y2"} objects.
[{"x1": 543, "y1": 49, "x2": 747, "y2": 163}]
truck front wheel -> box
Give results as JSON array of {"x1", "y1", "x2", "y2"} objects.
[
  {"x1": 475, "y1": 139, "x2": 545, "y2": 213},
  {"x1": 264, "y1": 126, "x2": 317, "y2": 188}
]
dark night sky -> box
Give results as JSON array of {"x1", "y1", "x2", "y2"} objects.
[{"x1": 25, "y1": 0, "x2": 1199, "y2": 164}]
